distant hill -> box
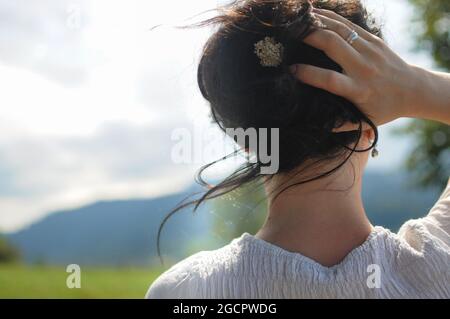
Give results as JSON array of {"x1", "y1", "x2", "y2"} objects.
[
  {"x1": 7, "y1": 171, "x2": 442, "y2": 266},
  {"x1": 8, "y1": 188, "x2": 212, "y2": 267}
]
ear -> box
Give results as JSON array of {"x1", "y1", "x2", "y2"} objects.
[
  {"x1": 332, "y1": 121, "x2": 373, "y2": 133},
  {"x1": 365, "y1": 127, "x2": 375, "y2": 142},
  {"x1": 361, "y1": 127, "x2": 376, "y2": 150}
]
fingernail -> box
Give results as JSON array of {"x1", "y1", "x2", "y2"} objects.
[{"x1": 289, "y1": 65, "x2": 297, "y2": 74}]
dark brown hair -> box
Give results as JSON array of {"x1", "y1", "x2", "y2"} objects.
[{"x1": 158, "y1": 0, "x2": 382, "y2": 263}]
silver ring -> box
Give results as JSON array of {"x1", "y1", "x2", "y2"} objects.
[{"x1": 346, "y1": 30, "x2": 359, "y2": 45}]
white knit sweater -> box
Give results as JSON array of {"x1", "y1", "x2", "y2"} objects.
[{"x1": 147, "y1": 182, "x2": 450, "y2": 299}]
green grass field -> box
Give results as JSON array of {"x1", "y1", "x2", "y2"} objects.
[{"x1": 0, "y1": 264, "x2": 164, "y2": 298}]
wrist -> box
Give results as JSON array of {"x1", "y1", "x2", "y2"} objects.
[
  {"x1": 403, "y1": 65, "x2": 450, "y2": 124},
  {"x1": 402, "y1": 64, "x2": 428, "y2": 119}
]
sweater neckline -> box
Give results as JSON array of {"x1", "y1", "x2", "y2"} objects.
[{"x1": 236, "y1": 226, "x2": 388, "y2": 272}]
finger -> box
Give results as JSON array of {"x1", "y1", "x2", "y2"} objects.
[
  {"x1": 315, "y1": 14, "x2": 372, "y2": 54},
  {"x1": 303, "y1": 29, "x2": 365, "y2": 71},
  {"x1": 290, "y1": 64, "x2": 356, "y2": 99},
  {"x1": 313, "y1": 8, "x2": 381, "y2": 43}
]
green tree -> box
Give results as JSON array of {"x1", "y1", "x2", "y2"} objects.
[
  {"x1": 402, "y1": 0, "x2": 450, "y2": 189},
  {"x1": 0, "y1": 235, "x2": 20, "y2": 264}
]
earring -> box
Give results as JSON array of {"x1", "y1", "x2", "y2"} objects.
[
  {"x1": 371, "y1": 146, "x2": 379, "y2": 158},
  {"x1": 369, "y1": 140, "x2": 379, "y2": 158}
]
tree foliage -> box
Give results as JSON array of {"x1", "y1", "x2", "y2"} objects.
[
  {"x1": 403, "y1": 0, "x2": 450, "y2": 189},
  {"x1": 0, "y1": 235, "x2": 20, "y2": 264}
]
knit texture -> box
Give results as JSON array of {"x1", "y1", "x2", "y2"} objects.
[{"x1": 147, "y1": 182, "x2": 450, "y2": 299}]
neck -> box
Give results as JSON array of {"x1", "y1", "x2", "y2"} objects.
[{"x1": 256, "y1": 160, "x2": 373, "y2": 267}]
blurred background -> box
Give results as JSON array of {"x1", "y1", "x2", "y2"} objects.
[{"x1": 0, "y1": 0, "x2": 449, "y2": 298}]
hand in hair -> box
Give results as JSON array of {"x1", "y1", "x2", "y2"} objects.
[{"x1": 290, "y1": 8, "x2": 450, "y2": 129}]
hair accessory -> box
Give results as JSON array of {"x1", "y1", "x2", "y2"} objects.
[
  {"x1": 346, "y1": 30, "x2": 359, "y2": 45},
  {"x1": 254, "y1": 37, "x2": 284, "y2": 67}
]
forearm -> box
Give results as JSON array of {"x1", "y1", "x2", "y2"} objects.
[{"x1": 406, "y1": 66, "x2": 450, "y2": 125}]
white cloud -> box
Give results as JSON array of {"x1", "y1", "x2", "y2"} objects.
[
  {"x1": 0, "y1": 121, "x2": 198, "y2": 232},
  {"x1": 0, "y1": 0, "x2": 93, "y2": 86}
]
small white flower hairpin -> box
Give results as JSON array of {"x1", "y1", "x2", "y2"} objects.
[{"x1": 254, "y1": 36, "x2": 284, "y2": 67}]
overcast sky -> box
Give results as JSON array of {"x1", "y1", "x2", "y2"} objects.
[{"x1": 0, "y1": 0, "x2": 435, "y2": 232}]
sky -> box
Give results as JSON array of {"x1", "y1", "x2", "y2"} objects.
[{"x1": 0, "y1": 0, "x2": 436, "y2": 233}]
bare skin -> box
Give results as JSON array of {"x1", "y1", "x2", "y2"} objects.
[{"x1": 256, "y1": 9, "x2": 450, "y2": 267}]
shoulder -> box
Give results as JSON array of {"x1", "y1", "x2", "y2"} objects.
[
  {"x1": 397, "y1": 180, "x2": 450, "y2": 254},
  {"x1": 390, "y1": 218, "x2": 450, "y2": 296},
  {"x1": 146, "y1": 238, "x2": 244, "y2": 299},
  {"x1": 145, "y1": 251, "x2": 209, "y2": 299},
  {"x1": 398, "y1": 217, "x2": 450, "y2": 257},
  {"x1": 396, "y1": 216, "x2": 450, "y2": 285}
]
